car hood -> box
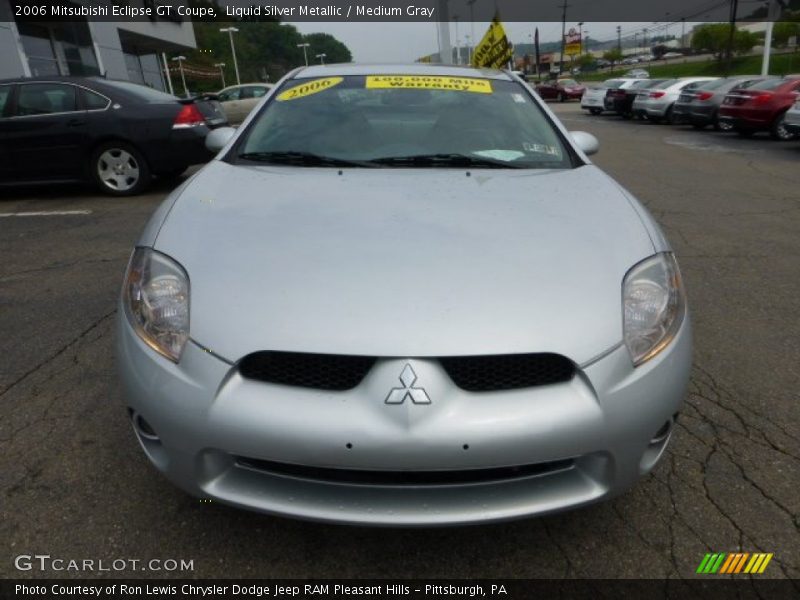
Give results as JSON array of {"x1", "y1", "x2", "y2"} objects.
[{"x1": 154, "y1": 161, "x2": 656, "y2": 364}]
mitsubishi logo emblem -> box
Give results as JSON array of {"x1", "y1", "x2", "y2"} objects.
[{"x1": 385, "y1": 364, "x2": 431, "y2": 405}]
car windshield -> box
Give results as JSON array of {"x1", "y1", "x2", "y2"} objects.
[
  {"x1": 559, "y1": 79, "x2": 578, "y2": 87},
  {"x1": 234, "y1": 74, "x2": 574, "y2": 169}
]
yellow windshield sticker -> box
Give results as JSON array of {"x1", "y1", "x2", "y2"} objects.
[
  {"x1": 276, "y1": 77, "x2": 343, "y2": 101},
  {"x1": 366, "y1": 75, "x2": 492, "y2": 94}
]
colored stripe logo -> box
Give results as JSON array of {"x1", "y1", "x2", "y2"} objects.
[{"x1": 696, "y1": 553, "x2": 773, "y2": 574}]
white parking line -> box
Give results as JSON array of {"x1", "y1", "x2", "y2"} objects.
[{"x1": 0, "y1": 210, "x2": 93, "y2": 218}]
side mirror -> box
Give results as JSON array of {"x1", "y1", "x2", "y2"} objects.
[
  {"x1": 569, "y1": 131, "x2": 600, "y2": 156},
  {"x1": 205, "y1": 127, "x2": 236, "y2": 153}
]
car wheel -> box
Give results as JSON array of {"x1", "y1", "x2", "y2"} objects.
[
  {"x1": 589, "y1": 108, "x2": 602, "y2": 115},
  {"x1": 91, "y1": 142, "x2": 151, "y2": 196},
  {"x1": 770, "y1": 112, "x2": 796, "y2": 141},
  {"x1": 717, "y1": 118, "x2": 734, "y2": 132}
]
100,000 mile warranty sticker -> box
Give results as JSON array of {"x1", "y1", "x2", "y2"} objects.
[{"x1": 366, "y1": 76, "x2": 492, "y2": 94}]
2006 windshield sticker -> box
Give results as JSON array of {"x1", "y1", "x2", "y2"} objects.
[
  {"x1": 276, "y1": 77, "x2": 344, "y2": 101},
  {"x1": 366, "y1": 76, "x2": 492, "y2": 94}
]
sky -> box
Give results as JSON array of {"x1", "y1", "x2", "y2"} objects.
[{"x1": 290, "y1": 21, "x2": 694, "y2": 62}]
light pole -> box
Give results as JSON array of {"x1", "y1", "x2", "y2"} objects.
[
  {"x1": 297, "y1": 42, "x2": 310, "y2": 66},
  {"x1": 465, "y1": 34, "x2": 472, "y2": 64},
  {"x1": 214, "y1": 62, "x2": 226, "y2": 88},
  {"x1": 219, "y1": 27, "x2": 240, "y2": 85},
  {"x1": 453, "y1": 15, "x2": 460, "y2": 64},
  {"x1": 172, "y1": 55, "x2": 188, "y2": 98},
  {"x1": 316, "y1": 53, "x2": 326, "y2": 65},
  {"x1": 578, "y1": 22, "x2": 584, "y2": 55}
]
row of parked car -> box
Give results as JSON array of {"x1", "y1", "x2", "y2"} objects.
[{"x1": 579, "y1": 74, "x2": 800, "y2": 141}]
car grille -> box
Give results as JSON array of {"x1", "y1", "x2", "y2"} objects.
[
  {"x1": 238, "y1": 351, "x2": 376, "y2": 391},
  {"x1": 439, "y1": 353, "x2": 575, "y2": 391},
  {"x1": 236, "y1": 456, "x2": 575, "y2": 486},
  {"x1": 239, "y1": 352, "x2": 575, "y2": 392}
]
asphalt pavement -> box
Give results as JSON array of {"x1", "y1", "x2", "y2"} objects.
[{"x1": 1, "y1": 103, "x2": 799, "y2": 580}]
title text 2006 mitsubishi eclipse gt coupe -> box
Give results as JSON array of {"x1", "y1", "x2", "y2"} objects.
[{"x1": 117, "y1": 65, "x2": 691, "y2": 526}]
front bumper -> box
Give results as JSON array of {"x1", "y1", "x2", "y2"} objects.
[{"x1": 116, "y1": 308, "x2": 692, "y2": 526}]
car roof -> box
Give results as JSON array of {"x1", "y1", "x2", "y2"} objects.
[
  {"x1": 0, "y1": 75, "x2": 99, "y2": 85},
  {"x1": 293, "y1": 63, "x2": 513, "y2": 81}
]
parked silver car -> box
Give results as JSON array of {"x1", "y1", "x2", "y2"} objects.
[
  {"x1": 117, "y1": 64, "x2": 692, "y2": 525},
  {"x1": 671, "y1": 76, "x2": 767, "y2": 130},
  {"x1": 216, "y1": 83, "x2": 274, "y2": 126},
  {"x1": 781, "y1": 91, "x2": 800, "y2": 136},
  {"x1": 632, "y1": 77, "x2": 719, "y2": 123}
]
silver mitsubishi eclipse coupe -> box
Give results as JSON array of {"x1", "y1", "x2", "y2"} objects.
[{"x1": 117, "y1": 64, "x2": 691, "y2": 526}]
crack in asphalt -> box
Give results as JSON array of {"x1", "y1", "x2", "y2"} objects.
[
  {"x1": 0, "y1": 309, "x2": 116, "y2": 399},
  {"x1": 0, "y1": 256, "x2": 124, "y2": 282}
]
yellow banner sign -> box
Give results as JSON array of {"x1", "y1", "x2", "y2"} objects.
[
  {"x1": 366, "y1": 75, "x2": 492, "y2": 93},
  {"x1": 471, "y1": 14, "x2": 514, "y2": 69},
  {"x1": 565, "y1": 43, "x2": 582, "y2": 56},
  {"x1": 276, "y1": 77, "x2": 343, "y2": 101}
]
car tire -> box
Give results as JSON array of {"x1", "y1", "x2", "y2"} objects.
[
  {"x1": 770, "y1": 112, "x2": 796, "y2": 141},
  {"x1": 589, "y1": 108, "x2": 602, "y2": 115},
  {"x1": 90, "y1": 142, "x2": 151, "y2": 196},
  {"x1": 717, "y1": 118, "x2": 734, "y2": 132},
  {"x1": 665, "y1": 106, "x2": 677, "y2": 125}
]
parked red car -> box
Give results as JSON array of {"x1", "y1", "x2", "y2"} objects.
[
  {"x1": 535, "y1": 78, "x2": 586, "y2": 102},
  {"x1": 718, "y1": 76, "x2": 800, "y2": 140}
]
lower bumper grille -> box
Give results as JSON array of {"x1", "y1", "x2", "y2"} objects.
[{"x1": 235, "y1": 456, "x2": 575, "y2": 486}]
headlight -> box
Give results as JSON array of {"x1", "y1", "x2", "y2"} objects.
[
  {"x1": 123, "y1": 247, "x2": 190, "y2": 362},
  {"x1": 623, "y1": 252, "x2": 686, "y2": 366}
]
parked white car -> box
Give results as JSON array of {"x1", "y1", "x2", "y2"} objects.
[
  {"x1": 632, "y1": 77, "x2": 719, "y2": 123},
  {"x1": 581, "y1": 78, "x2": 639, "y2": 115}
]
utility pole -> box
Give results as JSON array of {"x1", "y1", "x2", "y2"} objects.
[
  {"x1": 762, "y1": 0, "x2": 785, "y2": 75},
  {"x1": 437, "y1": 0, "x2": 451, "y2": 64},
  {"x1": 681, "y1": 18, "x2": 686, "y2": 47},
  {"x1": 467, "y1": 0, "x2": 477, "y2": 63},
  {"x1": 617, "y1": 25, "x2": 622, "y2": 52},
  {"x1": 578, "y1": 22, "x2": 584, "y2": 55},
  {"x1": 559, "y1": 1, "x2": 569, "y2": 75},
  {"x1": 725, "y1": 0, "x2": 739, "y2": 76}
]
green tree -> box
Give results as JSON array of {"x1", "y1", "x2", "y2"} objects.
[
  {"x1": 301, "y1": 33, "x2": 353, "y2": 65},
  {"x1": 691, "y1": 24, "x2": 757, "y2": 60},
  {"x1": 602, "y1": 48, "x2": 623, "y2": 63},
  {"x1": 575, "y1": 53, "x2": 595, "y2": 68},
  {"x1": 773, "y1": 21, "x2": 800, "y2": 46}
]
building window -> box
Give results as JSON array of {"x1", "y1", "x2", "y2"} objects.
[{"x1": 15, "y1": 20, "x2": 99, "y2": 77}]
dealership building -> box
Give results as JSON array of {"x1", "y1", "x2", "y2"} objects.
[{"x1": 0, "y1": 0, "x2": 196, "y2": 90}]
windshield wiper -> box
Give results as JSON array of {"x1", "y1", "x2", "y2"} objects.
[
  {"x1": 238, "y1": 151, "x2": 378, "y2": 168},
  {"x1": 369, "y1": 153, "x2": 528, "y2": 169}
]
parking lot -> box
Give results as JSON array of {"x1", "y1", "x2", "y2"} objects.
[{"x1": 1, "y1": 101, "x2": 798, "y2": 580}]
